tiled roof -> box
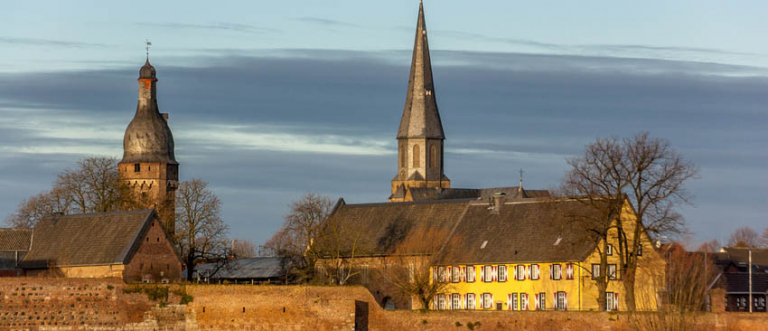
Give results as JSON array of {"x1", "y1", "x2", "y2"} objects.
[
  {"x1": 0, "y1": 228, "x2": 32, "y2": 251},
  {"x1": 322, "y1": 198, "x2": 602, "y2": 264},
  {"x1": 722, "y1": 272, "x2": 768, "y2": 293},
  {"x1": 407, "y1": 187, "x2": 552, "y2": 201},
  {"x1": 193, "y1": 257, "x2": 284, "y2": 279},
  {"x1": 19, "y1": 210, "x2": 155, "y2": 268}
]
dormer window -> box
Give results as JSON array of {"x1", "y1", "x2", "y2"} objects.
[{"x1": 134, "y1": 164, "x2": 140, "y2": 172}]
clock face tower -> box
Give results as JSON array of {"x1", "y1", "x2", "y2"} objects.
[
  {"x1": 390, "y1": 1, "x2": 450, "y2": 202},
  {"x1": 119, "y1": 59, "x2": 179, "y2": 235}
]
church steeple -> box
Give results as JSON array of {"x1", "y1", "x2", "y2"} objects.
[
  {"x1": 397, "y1": 0, "x2": 445, "y2": 140},
  {"x1": 390, "y1": 1, "x2": 450, "y2": 202}
]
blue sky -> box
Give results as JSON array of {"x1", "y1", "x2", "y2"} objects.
[{"x1": 0, "y1": 1, "x2": 766, "y2": 247}]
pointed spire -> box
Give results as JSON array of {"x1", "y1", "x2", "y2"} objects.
[{"x1": 397, "y1": 0, "x2": 445, "y2": 139}]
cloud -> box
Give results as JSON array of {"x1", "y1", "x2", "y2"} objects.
[
  {"x1": 296, "y1": 17, "x2": 360, "y2": 28},
  {"x1": 0, "y1": 36, "x2": 109, "y2": 48},
  {"x1": 138, "y1": 22, "x2": 280, "y2": 34},
  {"x1": 0, "y1": 49, "x2": 765, "y2": 244}
]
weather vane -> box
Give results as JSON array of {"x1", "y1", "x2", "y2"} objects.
[{"x1": 145, "y1": 39, "x2": 152, "y2": 59}]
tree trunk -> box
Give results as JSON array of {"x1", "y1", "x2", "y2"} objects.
[
  {"x1": 623, "y1": 260, "x2": 638, "y2": 311},
  {"x1": 185, "y1": 252, "x2": 195, "y2": 282}
]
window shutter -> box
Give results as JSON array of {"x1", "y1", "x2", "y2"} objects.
[
  {"x1": 433, "y1": 295, "x2": 438, "y2": 310},
  {"x1": 480, "y1": 265, "x2": 485, "y2": 282},
  {"x1": 479, "y1": 293, "x2": 484, "y2": 309},
  {"x1": 433, "y1": 267, "x2": 437, "y2": 283},
  {"x1": 535, "y1": 293, "x2": 540, "y2": 310},
  {"x1": 614, "y1": 293, "x2": 619, "y2": 311},
  {"x1": 566, "y1": 264, "x2": 573, "y2": 280},
  {"x1": 460, "y1": 266, "x2": 465, "y2": 282},
  {"x1": 490, "y1": 293, "x2": 494, "y2": 308},
  {"x1": 513, "y1": 265, "x2": 518, "y2": 280},
  {"x1": 554, "y1": 293, "x2": 557, "y2": 310},
  {"x1": 504, "y1": 265, "x2": 509, "y2": 280},
  {"x1": 493, "y1": 266, "x2": 497, "y2": 281},
  {"x1": 564, "y1": 292, "x2": 568, "y2": 310},
  {"x1": 507, "y1": 294, "x2": 511, "y2": 310}
]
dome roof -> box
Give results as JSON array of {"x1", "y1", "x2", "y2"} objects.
[
  {"x1": 121, "y1": 61, "x2": 176, "y2": 165},
  {"x1": 139, "y1": 59, "x2": 156, "y2": 79}
]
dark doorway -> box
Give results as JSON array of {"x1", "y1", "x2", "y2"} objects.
[{"x1": 355, "y1": 300, "x2": 369, "y2": 331}]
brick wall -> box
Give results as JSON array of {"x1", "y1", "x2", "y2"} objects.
[
  {"x1": 122, "y1": 216, "x2": 182, "y2": 283},
  {"x1": 1, "y1": 279, "x2": 767, "y2": 331}
]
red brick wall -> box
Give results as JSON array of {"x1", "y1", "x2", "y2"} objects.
[{"x1": 122, "y1": 216, "x2": 181, "y2": 282}]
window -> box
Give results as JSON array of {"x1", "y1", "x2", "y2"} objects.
[
  {"x1": 606, "y1": 244, "x2": 613, "y2": 256},
  {"x1": 565, "y1": 264, "x2": 574, "y2": 280},
  {"x1": 517, "y1": 265, "x2": 526, "y2": 281},
  {"x1": 438, "y1": 266, "x2": 445, "y2": 283},
  {"x1": 438, "y1": 294, "x2": 446, "y2": 310},
  {"x1": 399, "y1": 145, "x2": 405, "y2": 168},
  {"x1": 412, "y1": 145, "x2": 420, "y2": 167},
  {"x1": 483, "y1": 293, "x2": 492, "y2": 309},
  {"x1": 451, "y1": 294, "x2": 460, "y2": 310},
  {"x1": 521, "y1": 293, "x2": 528, "y2": 310},
  {"x1": 498, "y1": 265, "x2": 507, "y2": 282},
  {"x1": 484, "y1": 265, "x2": 493, "y2": 282},
  {"x1": 511, "y1": 293, "x2": 518, "y2": 311},
  {"x1": 466, "y1": 294, "x2": 475, "y2": 310},
  {"x1": 466, "y1": 265, "x2": 475, "y2": 283},
  {"x1": 134, "y1": 163, "x2": 140, "y2": 172},
  {"x1": 430, "y1": 145, "x2": 437, "y2": 168},
  {"x1": 556, "y1": 292, "x2": 566, "y2": 311},
  {"x1": 409, "y1": 264, "x2": 416, "y2": 283},
  {"x1": 606, "y1": 292, "x2": 614, "y2": 311},
  {"x1": 452, "y1": 266, "x2": 460, "y2": 283},
  {"x1": 592, "y1": 264, "x2": 601, "y2": 279},
  {"x1": 637, "y1": 244, "x2": 643, "y2": 256},
  {"x1": 608, "y1": 264, "x2": 617, "y2": 280},
  {"x1": 552, "y1": 264, "x2": 562, "y2": 280},
  {"x1": 531, "y1": 264, "x2": 540, "y2": 280},
  {"x1": 538, "y1": 292, "x2": 546, "y2": 310}
]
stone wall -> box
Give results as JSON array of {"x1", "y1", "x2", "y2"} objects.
[{"x1": 122, "y1": 217, "x2": 182, "y2": 283}]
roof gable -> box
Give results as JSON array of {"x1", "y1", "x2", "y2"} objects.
[{"x1": 20, "y1": 210, "x2": 155, "y2": 268}]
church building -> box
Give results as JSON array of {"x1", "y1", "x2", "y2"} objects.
[
  {"x1": 118, "y1": 58, "x2": 179, "y2": 235},
  {"x1": 317, "y1": 1, "x2": 665, "y2": 312}
]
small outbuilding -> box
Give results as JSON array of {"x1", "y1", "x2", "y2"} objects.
[{"x1": 19, "y1": 209, "x2": 181, "y2": 282}]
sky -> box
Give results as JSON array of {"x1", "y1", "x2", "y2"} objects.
[{"x1": 0, "y1": 0, "x2": 766, "y2": 248}]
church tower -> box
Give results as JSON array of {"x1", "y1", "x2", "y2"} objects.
[
  {"x1": 389, "y1": 1, "x2": 450, "y2": 202},
  {"x1": 119, "y1": 59, "x2": 179, "y2": 235}
]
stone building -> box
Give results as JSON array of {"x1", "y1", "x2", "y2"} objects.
[
  {"x1": 712, "y1": 247, "x2": 768, "y2": 312},
  {"x1": 19, "y1": 209, "x2": 182, "y2": 282},
  {"x1": 119, "y1": 59, "x2": 179, "y2": 235}
]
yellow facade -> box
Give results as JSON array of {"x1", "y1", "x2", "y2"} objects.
[{"x1": 429, "y1": 202, "x2": 665, "y2": 312}]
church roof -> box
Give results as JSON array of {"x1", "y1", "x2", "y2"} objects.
[
  {"x1": 122, "y1": 60, "x2": 177, "y2": 164},
  {"x1": 397, "y1": 1, "x2": 445, "y2": 140},
  {"x1": 19, "y1": 210, "x2": 157, "y2": 268},
  {"x1": 321, "y1": 198, "x2": 603, "y2": 264}
]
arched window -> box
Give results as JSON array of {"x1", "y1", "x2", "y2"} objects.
[
  {"x1": 400, "y1": 145, "x2": 406, "y2": 168},
  {"x1": 430, "y1": 145, "x2": 437, "y2": 168},
  {"x1": 412, "y1": 145, "x2": 420, "y2": 167}
]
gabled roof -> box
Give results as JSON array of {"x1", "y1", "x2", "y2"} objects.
[
  {"x1": 20, "y1": 210, "x2": 157, "y2": 268},
  {"x1": 406, "y1": 186, "x2": 551, "y2": 201},
  {"x1": 321, "y1": 198, "x2": 603, "y2": 264},
  {"x1": 397, "y1": 1, "x2": 445, "y2": 140},
  {"x1": 722, "y1": 272, "x2": 768, "y2": 293},
  {"x1": 715, "y1": 247, "x2": 768, "y2": 270},
  {"x1": 193, "y1": 257, "x2": 284, "y2": 280},
  {"x1": 0, "y1": 228, "x2": 32, "y2": 251}
]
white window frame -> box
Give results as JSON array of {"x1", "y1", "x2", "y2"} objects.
[
  {"x1": 452, "y1": 293, "x2": 460, "y2": 310},
  {"x1": 498, "y1": 265, "x2": 507, "y2": 282},
  {"x1": 637, "y1": 244, "x2": 643, "y2": 256},
  {"x1": 606, "y1": 292, "x2": 614, "y2": 312},
  {"x1": 452, "y1": 266, "x2": 460, "y2": 283},
  {"x1": 531, "y1": 264, "x2": 540, "y2": 280},
  {"x1": 606, "y1": 244, "x2": 613, "y2": 256},
  {"x1": 466, "y1": 265, "x2": 475, "y2": 283},
  {"x1": 553, "y1": 264, "x2": 562, "y2": 280},
  {"x1": 483, "y1": 293, "x2": 493, "y2": 309},
  {"x1": 592, "y1": 264, "x2": 601, "y2": 279},
  {"x1": 484, "y1": 265, "x2": 493, "y2": 282},
  {"x1": 516, "y1": 265, "x2": 525, "y2": 281},
  {"x1": 466, "y1": 293, "x2": 475, "y2": 310},
  {"x1": 538, "y1": 292, "x2": 546, "y2": 310},
  {"x1": 511, "y1": 293, "x2": 518, "y2": 311},
  {"x1": 608, "y1": 264, "x2": 617, "y2": 280},
  {"x1": 556, "y1": 292, "x2": 566, "y2": 311},
  {"x1": 439, "y1": 294, "x2": 447, "y2": 310}
]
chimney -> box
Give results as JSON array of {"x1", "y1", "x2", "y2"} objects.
[{"x1": 492, "y1": 192, "x2": 506, "y2": 213}]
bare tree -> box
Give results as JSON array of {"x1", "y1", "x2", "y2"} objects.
[
  {"x1": 761, "y1": 227, "x2": 768, "y2": 248},
  {"x1": 630, "y1": 243, "x2": 719, "y2": 330},
  {"x1": 314, "y1": 212, "x2": 372, "y2": 285},
  {"x1": 5, "y1": 156, "x2": 138, "y2": 228},
  {"x1": 175, "y1": 179, "x2": 229, "y2": 281},
  {"x1": 697, "y1": 239, "x2": 721, "y2": 253},
  {"x1": 264, "y1": 192, "x2": 334, "y2": 283},
  {"x1": 378, "y1": 226, "x2": 460, "y2": 310},
  {"x1": 231, "y1": 239, "x2": 257, "y2": 258},
  {"x1": 727, "y1": 226, "x2": 759, "y2": 248},
  {"x1": 563, "y1": 132, "x2": 699, "y2": 310}
]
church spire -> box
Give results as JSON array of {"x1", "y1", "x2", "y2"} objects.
[{"x1": 397, "y1": 0, "x2": 445, "y2": 140}]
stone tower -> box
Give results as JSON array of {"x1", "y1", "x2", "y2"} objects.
[
  {"x1": 389, "y1": 1, "x2": 450, "y2": 202},
  {"x1": 119, "y1": 59, "x2": 179, "y2": 236}
]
